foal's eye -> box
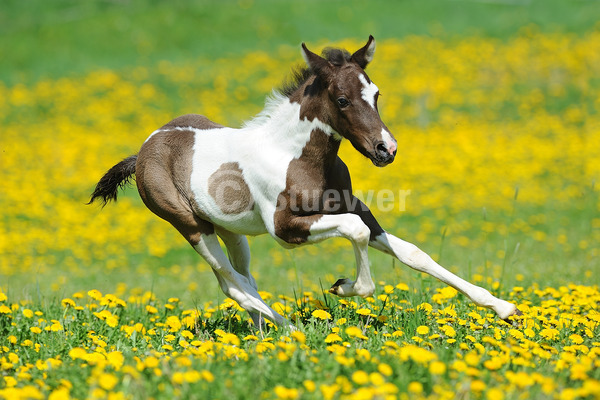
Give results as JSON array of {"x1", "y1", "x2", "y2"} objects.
[{"x1": 337, "y1": 97, "x2": 350, "y2": 108}]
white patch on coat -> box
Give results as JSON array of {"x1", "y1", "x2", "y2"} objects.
[
  {"x1": 169, "y1": 93, "x2": 335, "y2": 236},
  {"x1": 358, "y1": 74, "x2": 379, "y2": 110}
]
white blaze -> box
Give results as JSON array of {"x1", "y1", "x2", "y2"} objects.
[
  {"x1": 358, "y1": 74, "x2": 379, "y2": 110},
  {"x1": 381, "y1": 128, "x2": 396, "y2": 150}
]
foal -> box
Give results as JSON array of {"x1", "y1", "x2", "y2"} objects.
[{"x1": 90, "y1": 36, "x2": 518, "y2": 328}]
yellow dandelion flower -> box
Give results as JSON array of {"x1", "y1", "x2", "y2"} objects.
[
  {"x1": 303, "y1": 380, "x2": 316, "y2": 392},
  {"x1": 274, "y1": 385, "x2": 299, "y2": 400},
  {"x1": 68, "y1": 347, "x2": 87, "y2": 360},
  {"x1": 144, "y1": 356, "x2": 159, "y2": 369},
  {"x1": 98, "y1": 373, "x2": 119, "y2": 391},
  {"x1": 291, "y1": 330, "x2": 306, "y2": 344},
  {"x1": 369, "y1": 372, "x2": 385, "y2": 386},
  {"x1": 440, "y1": 325, "x2": 456, "y2": 337},
  {"x1": 429, "y1": 361, "x2": 447, "y2": 375},
  {"x1": 165, "y1": 316, "x2": 182, "y2": 332},
  {"x1": 396, "y1": 283, "x2": 409, "y2": 291},
  {"x1": 105, "y1": 315, "x2": 118, "y2": 328},
  {"x1": 524, "y1": 328, "x2": 535, "y2": 338},
  {"x1": 181, "y1": 330, "x2": 194, "y2": 340},
  {"x1": 107, "y1": 351, "x2": 124, "y2": 371},
  {"x1": 312, "y1": 309, "x2": 331, "y2": 320},
  {"x1": 256, "y1": 342, "x2": 275, "y2": 353},
  {"x1": 345, "y1": 326, "x2": 368, "y2": 340},
  {"x1": 471, "y1": 380, "x2": 486, "y2": 392},
  {"x1": 201, "y1": 370, "x2": 214, "y2": 382},
  {"x1": 486, "y1": 388, "x2": 505, "y2": 400},
  {"x1": 407, "y1": 382, "x2": 423, "y2": 394},
  {"x1": 378, "y1": 363, "x2": 393, "y2": 376},
  {"x1": 171, "y1": 372, "x2": 184, "y2": 385},
  {"x1": 351, "y1": 370, "x2": 370, "y2": 385},
  {"x1": 539, "y1": 327, "x2": 560, "y2": 340},
  {"x1": 569, "y1": 334, "x2": 584, "y2": 344},
  {"x1": 219, "y1": 333, "x2": 240, "y2": 346},
  {"x1": 416, "y1": 325, "x2": 429, "y2": 335},
  {"x1": 320, "y1": 383, "x2": 339, "y2": 400},
  {"x1": 87, "y1": 290, "x2": 102, "y2": 301},
  {"x1": 325, "y1": 333, "x2": 342, "y2": 343},
  {"x1": 483, "y1": 357, "x2": 504, "y2": 371},
  {"x1": 184, "y1": 370, "x2": 201, "y2": 383},
  {"x1": 145, "y1": 305, "x2": 158, "y2": 314},
  {"x1": 61, "y1": 298, "x2": 76, "y2": 308},
  {"x1": 50, "y1": 322, "x2": 63, "y2": 332}
]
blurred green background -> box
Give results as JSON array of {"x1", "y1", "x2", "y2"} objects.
[{"x1": 2, "y1": 0, "x2": 599, "y2": 84}]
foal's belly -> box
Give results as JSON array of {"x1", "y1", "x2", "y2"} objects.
[{"x1": 205, "y1": 210, "x2": 269, "y2": 236}]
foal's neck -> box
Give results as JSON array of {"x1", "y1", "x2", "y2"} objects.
[
  {"x1": 249, "y1": 91, "x2": 342, "y2": 172},
  {"x1": 298, "y1": 127, "x2": 342, "y2": 174}
]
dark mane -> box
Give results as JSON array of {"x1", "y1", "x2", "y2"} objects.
[{"x1": 278, "y1": 48, "x2": 352, "y2": 97}]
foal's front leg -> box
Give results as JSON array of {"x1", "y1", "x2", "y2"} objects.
[
  {"x1": 278, "y1": 213, "x2": 376, "y2": 298},
  {"x1": 350, "y1": 199, "x2": 519, "y2": 319},
  {"x1": 370, "y1": 233, "x2": 518, "y2": 319}
]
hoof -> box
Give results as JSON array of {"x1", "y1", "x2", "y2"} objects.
[
  {"x1": 329, "y1": 278, "x2": 352, "y2": 296},
  {"x1": 502, "y1": 307, "x2": 523, "y2": 324}
]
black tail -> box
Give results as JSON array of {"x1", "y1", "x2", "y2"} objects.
[{"x1": 88, "y1": 155, "x2": 138, "y2": 207}]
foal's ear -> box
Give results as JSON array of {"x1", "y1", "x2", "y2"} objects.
[
  {"x1": 351, "y1": 35, "x2": 376, "y2": 69},
  {"x1": 301, "y1": 43, "x2": 333, "y2": 78}
]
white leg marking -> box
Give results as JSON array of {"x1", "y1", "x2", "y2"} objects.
[
  {"x1": 216, "y1": 229, "x2": 264, "y2": 327},
  {"x1": 193, "y1": 233, "x2": 292, "y2": 327},
  {"x1": 371, "y1": 233, "x2": 517, "y2": 319},
  {"x1": 309, "y1": 214, "x2": 375, "y2": 298}
]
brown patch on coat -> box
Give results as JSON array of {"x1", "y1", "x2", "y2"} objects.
[
  {"x1": 136, "y1": 114, "x2": 224, "y2": 245},
  {"x1": 273, "y1": 127, "x2": 385, "y2": 245},
  {"x1": 208, "y1": 162, "x2": 254, "y2": 214}
]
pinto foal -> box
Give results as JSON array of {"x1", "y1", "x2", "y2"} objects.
[{"x1": 90, "y1": 36, "x2": 518, "y2": 329}]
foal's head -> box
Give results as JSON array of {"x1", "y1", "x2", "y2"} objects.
[{"x1": 296, "y1": 36, "x2": 397, "y2": 167}]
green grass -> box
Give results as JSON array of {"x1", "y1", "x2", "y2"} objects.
[
  {"x1": 2, "y1": 0, "x2": 600, "y2": 84},
  {"x1": 2, "y1": 277, "x2": 599, "y2": 399}
]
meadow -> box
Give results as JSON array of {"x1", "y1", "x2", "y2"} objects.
[{"x1": 1, "y1": 1, "x2": 600, "y2": 399}]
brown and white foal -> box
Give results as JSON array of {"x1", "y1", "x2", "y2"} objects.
[{"x1": 90, "y1": 36, "x2": 518, "y2": 329}]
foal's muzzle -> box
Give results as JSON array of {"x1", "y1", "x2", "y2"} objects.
[{"x1": 372, "y1": 142, "x2": 397, "y2": 167}]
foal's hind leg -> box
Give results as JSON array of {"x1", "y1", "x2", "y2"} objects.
[
  {"x1": 216, "y1": 228, "x2": 265, "y2": 328},
  {"x1": 136, "y1": 166, "x2": 289, "y2": 328},
  {"x1": 193, "y1": 232, "x2": 291, "y2": 328}
]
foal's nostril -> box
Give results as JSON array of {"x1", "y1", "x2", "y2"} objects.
[{"x1": 376, "y1": 143, "x2": 388, "y2": 155}]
